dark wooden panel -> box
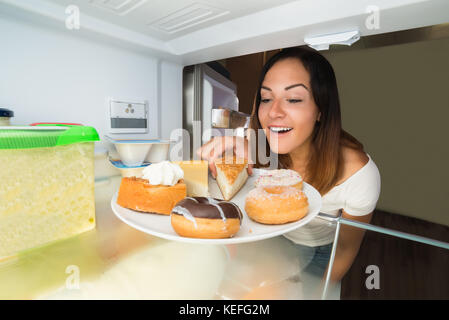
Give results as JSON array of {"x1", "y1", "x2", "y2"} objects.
[
  {"x1": 226, "y1": 49, "x2": 281, "y2": 115},
  {"x1": 341, "y1": 210, "x2": 449, "y2": 299}
]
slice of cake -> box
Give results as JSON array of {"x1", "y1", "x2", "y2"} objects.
[
  {"x1": 116, "y1": 161, "x2": 187, "y2": 215},
  {"x1": 173, "y1": 160, "x2": 208, "y2": 197},
  {"x1": 215, "y1": 157, "x2": 248, "y2": 200},
  {"x1": 117, "y1": 177, "x2": 186, "y2": 215},
  {"x1": 0, "y1": 143, "x2": 96, "y2": 258}
]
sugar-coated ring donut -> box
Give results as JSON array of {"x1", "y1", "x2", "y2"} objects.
[
  {"x1": 171, "y1": 197, "x2": 243, "y2": 239},
  {"x1": 245, "y1": 186, "x2": 308, "y2": 224},
  {"x1": 255, "y1": 169, "x2": 303, "y2": 189}
]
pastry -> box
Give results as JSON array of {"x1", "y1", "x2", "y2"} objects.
[
  {"x1": 245, "y1": 186, "x2": 308, "y2": 224},
  {"x1": 171, "y1": 197, "x2": 243, "y2": 239},
  {"x1": 116, "y1": 161, "x2": 187, "y2": 215},
  {"x1": 215, "y1": 157, "x2": 248, "y2": 200},
  {"x1": 172, "y1": 160, "x2": 208, "y2": 197},
  {"x1": 255, "y1": 169, "x2": 303, "y2": 189}
]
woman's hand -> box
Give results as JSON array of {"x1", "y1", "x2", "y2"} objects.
[{"x1": 196, "y1": 136, "x2": 253, "y2": 178}]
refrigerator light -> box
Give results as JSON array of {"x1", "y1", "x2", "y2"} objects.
[{"x1": 304, "y1": 30, "x2": 360, "y2": 51}]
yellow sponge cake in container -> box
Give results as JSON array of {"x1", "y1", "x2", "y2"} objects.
[{"x1": 0, "y1": 124, "x2": 99, "y2": 259}]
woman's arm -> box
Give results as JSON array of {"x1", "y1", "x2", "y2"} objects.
[{"x1": 324, "y1": 210, "x2": 373, "y2": 283}]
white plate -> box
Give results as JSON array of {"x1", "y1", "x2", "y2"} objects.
[{"x1": 111, "y1": 169, "x2": 322, "y2": 244}]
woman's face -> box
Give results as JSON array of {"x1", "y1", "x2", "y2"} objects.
[{"x1": 258, "y1": 58, "x2": 320, "y2": 155}]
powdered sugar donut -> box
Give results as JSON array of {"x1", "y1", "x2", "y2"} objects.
[
  {"x1": 255, "y1": 169, "x2": 303, "y2": 189},
  {"x1": 244, "y1": 186, "x2": 308, "y2": 224}
]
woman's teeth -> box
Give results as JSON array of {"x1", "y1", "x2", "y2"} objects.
[{"x1": 269, "y1": 127, "x2": 292, "y2": 133}]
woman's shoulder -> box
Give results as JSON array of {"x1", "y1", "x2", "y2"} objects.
[
  {"x1": 336, "y1": 147, "x2": 370, "y2": 186},
  {"x1": 336, "y1": 148, "x2": 381, "y2": 215}
]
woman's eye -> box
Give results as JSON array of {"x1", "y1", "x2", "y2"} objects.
[
  {"x1": 287, "y1": 99, "x2": 302, "y2": 103},
  {"x1": 261, "y1": 98, "x2": 271, "y2": 103}
]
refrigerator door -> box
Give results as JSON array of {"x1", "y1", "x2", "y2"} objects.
[
  {"x1": 211, "y1": 109, "x2": 251, "y2": 130},
  {"x1": 183, "y1": 63, "x2": 238, "y2": 159}
]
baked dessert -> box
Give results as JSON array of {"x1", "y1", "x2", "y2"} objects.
[
  {"x1": 116, "y1": 161, "x2": 186, "y2": 215},
  {"x1": 172, "y1": 160, "x2": 208, "y2": 197},
  {"x1": 245, "y1": 186, "x2": 308, "y2": 224},
  {"x1": 171, "y1": 197, "x2": 243, "y2": 239},
  {"x1": 255, "y1": 169, "x2": 303, "y2": 189},
  {"x1": 215, "y1": 157, "x2": 248, "y2": 200},
  {"x1": 0, "y1": 142, "x2": 96, "y2": 258}
]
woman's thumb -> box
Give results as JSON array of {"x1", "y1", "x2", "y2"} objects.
[{"x1": 247, "y1": 163, "x2": 254, "y2": 176}]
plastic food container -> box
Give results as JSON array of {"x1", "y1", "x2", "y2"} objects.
[
  {"x1": 114, "y1": 142, "x2": 152, "y2": 167},
  {"x1": 109, "y1": 159, "x2": 148, "y2": 178},
  {"x1": 0, "y1": 108, "x2": 13, "y2": 126},
  {"x1": 145, "y1": 141, "x2": 171, "y2": 163},
  {"x1": 107, "y1": 137, "x2": 172, "y2": 167},
  {"x1": 0, "y1": 124, "x2": 100, "y2": 258}
]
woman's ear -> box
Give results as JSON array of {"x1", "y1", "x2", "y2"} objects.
[{"x1": 317, "y1": 112, "x2": 321, "y2": 122}]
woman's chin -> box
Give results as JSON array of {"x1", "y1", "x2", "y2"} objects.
[
  {"x1": 272, "y1": 149, "x2": 292, "y2": 155},
  {"x1": 268, "y1": 144, "x2": 294, "y2": 155},
  {"x1": 266, "y1": 133, "x2": 297, "y2": 155},
  {"x1": 267, "y1": 133, "x2": 309, "y2": 155}
]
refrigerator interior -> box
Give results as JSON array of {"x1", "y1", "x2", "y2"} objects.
[{"x1": 1, "y1": 0, "x2": 448, "y2": 301}]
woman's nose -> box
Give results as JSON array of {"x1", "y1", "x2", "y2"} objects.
[{"x1": 268, "y1": 99, "x2": 285, "y2": 118}]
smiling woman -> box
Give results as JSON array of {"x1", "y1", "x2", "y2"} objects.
[
  {"x1": 252, "y1": 47, "x2": 365, "y2": 194},
  {"x1": 198, "y1": 47, "x2": 381, "y2": 284},
  {"x1": 249, "y1": 48, "x2": 381, "y2": 281}
]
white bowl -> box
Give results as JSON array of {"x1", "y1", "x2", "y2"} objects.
[
  {"x1": 145, "y1": 141, "x2": 171, "y2": 163},
  {"x1": 118, "y1": 166, "x2": 146, "y2": 178},
  {"x1": 114, "y1": 143, "x2": 152, "y2": 167}
]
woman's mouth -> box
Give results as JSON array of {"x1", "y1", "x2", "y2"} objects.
[{"x1": 268, "y1": 126, "x2": 293, "y2": 134}]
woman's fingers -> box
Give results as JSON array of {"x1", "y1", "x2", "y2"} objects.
[
  {"x1": 247, "y1": 163, "x2": 254, "y2": 176},
  {"x1": 233, "y1": 136, "x2": 254, "y2": 176},
  {"x1": 196, "y1": 137, "x2": 217, "y2": 161},
  {"x1": 209, "y1": 160, "x2": 217, "y2": 179},
  {"x1": 196, "y1": 136, "x2": 253, "y2": 178},
  {"x1": 196, "y1": 137, "x2": 223, "y2": 179}
]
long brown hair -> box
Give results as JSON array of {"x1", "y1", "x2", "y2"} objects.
[{"x1": 250, "y1": 47, "x2": 364, "y2": 195}]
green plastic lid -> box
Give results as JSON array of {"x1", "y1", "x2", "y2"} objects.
[{"x1": 0, "y1": 124, "x2": 100, "y2": 149}]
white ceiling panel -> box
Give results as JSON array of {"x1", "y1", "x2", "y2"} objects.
[
  {"x1": 44, "y1": 0, "x2": 297, "y2": 41},
  {"x1": 148, "y1": 2, "x2": 230, "y2": 35},
  {"x1": 1, "y1": 0, "x2": 448, "y2": 65},
  {"x1": 88, "y1": 0, "x2": 149, "y2": 16}
]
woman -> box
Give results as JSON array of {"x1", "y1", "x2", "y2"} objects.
[{"x1": 198, "y1": 47, "x2": 381, "y2": 283}]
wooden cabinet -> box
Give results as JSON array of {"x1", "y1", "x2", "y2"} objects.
[{"x1": 225, "y1": 50, "x2": 280, "y2": 115}]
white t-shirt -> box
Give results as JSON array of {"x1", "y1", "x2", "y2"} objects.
[{"x1": 284, "y1": 154, "x2": 381, "y2": 247}]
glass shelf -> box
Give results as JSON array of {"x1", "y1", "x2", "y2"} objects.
[
  {"x1": 0, "y1": 176, "x2": 447, "y2": 300},
  {"x1": 320, "y1": 212, "x2": 449, "y2": 299}
]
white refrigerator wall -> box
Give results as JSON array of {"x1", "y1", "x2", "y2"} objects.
[{"x1": 0, "y1": 16, "x2": 183, "y2": 145}]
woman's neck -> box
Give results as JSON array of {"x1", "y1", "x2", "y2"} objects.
[{"x1": 288, "y1": 140, "x2": 313, "y2": 176}]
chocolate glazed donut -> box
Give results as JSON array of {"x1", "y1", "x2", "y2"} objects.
[{"x1": 171, "y1": 197, "x2": 243, "y2": 239}]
